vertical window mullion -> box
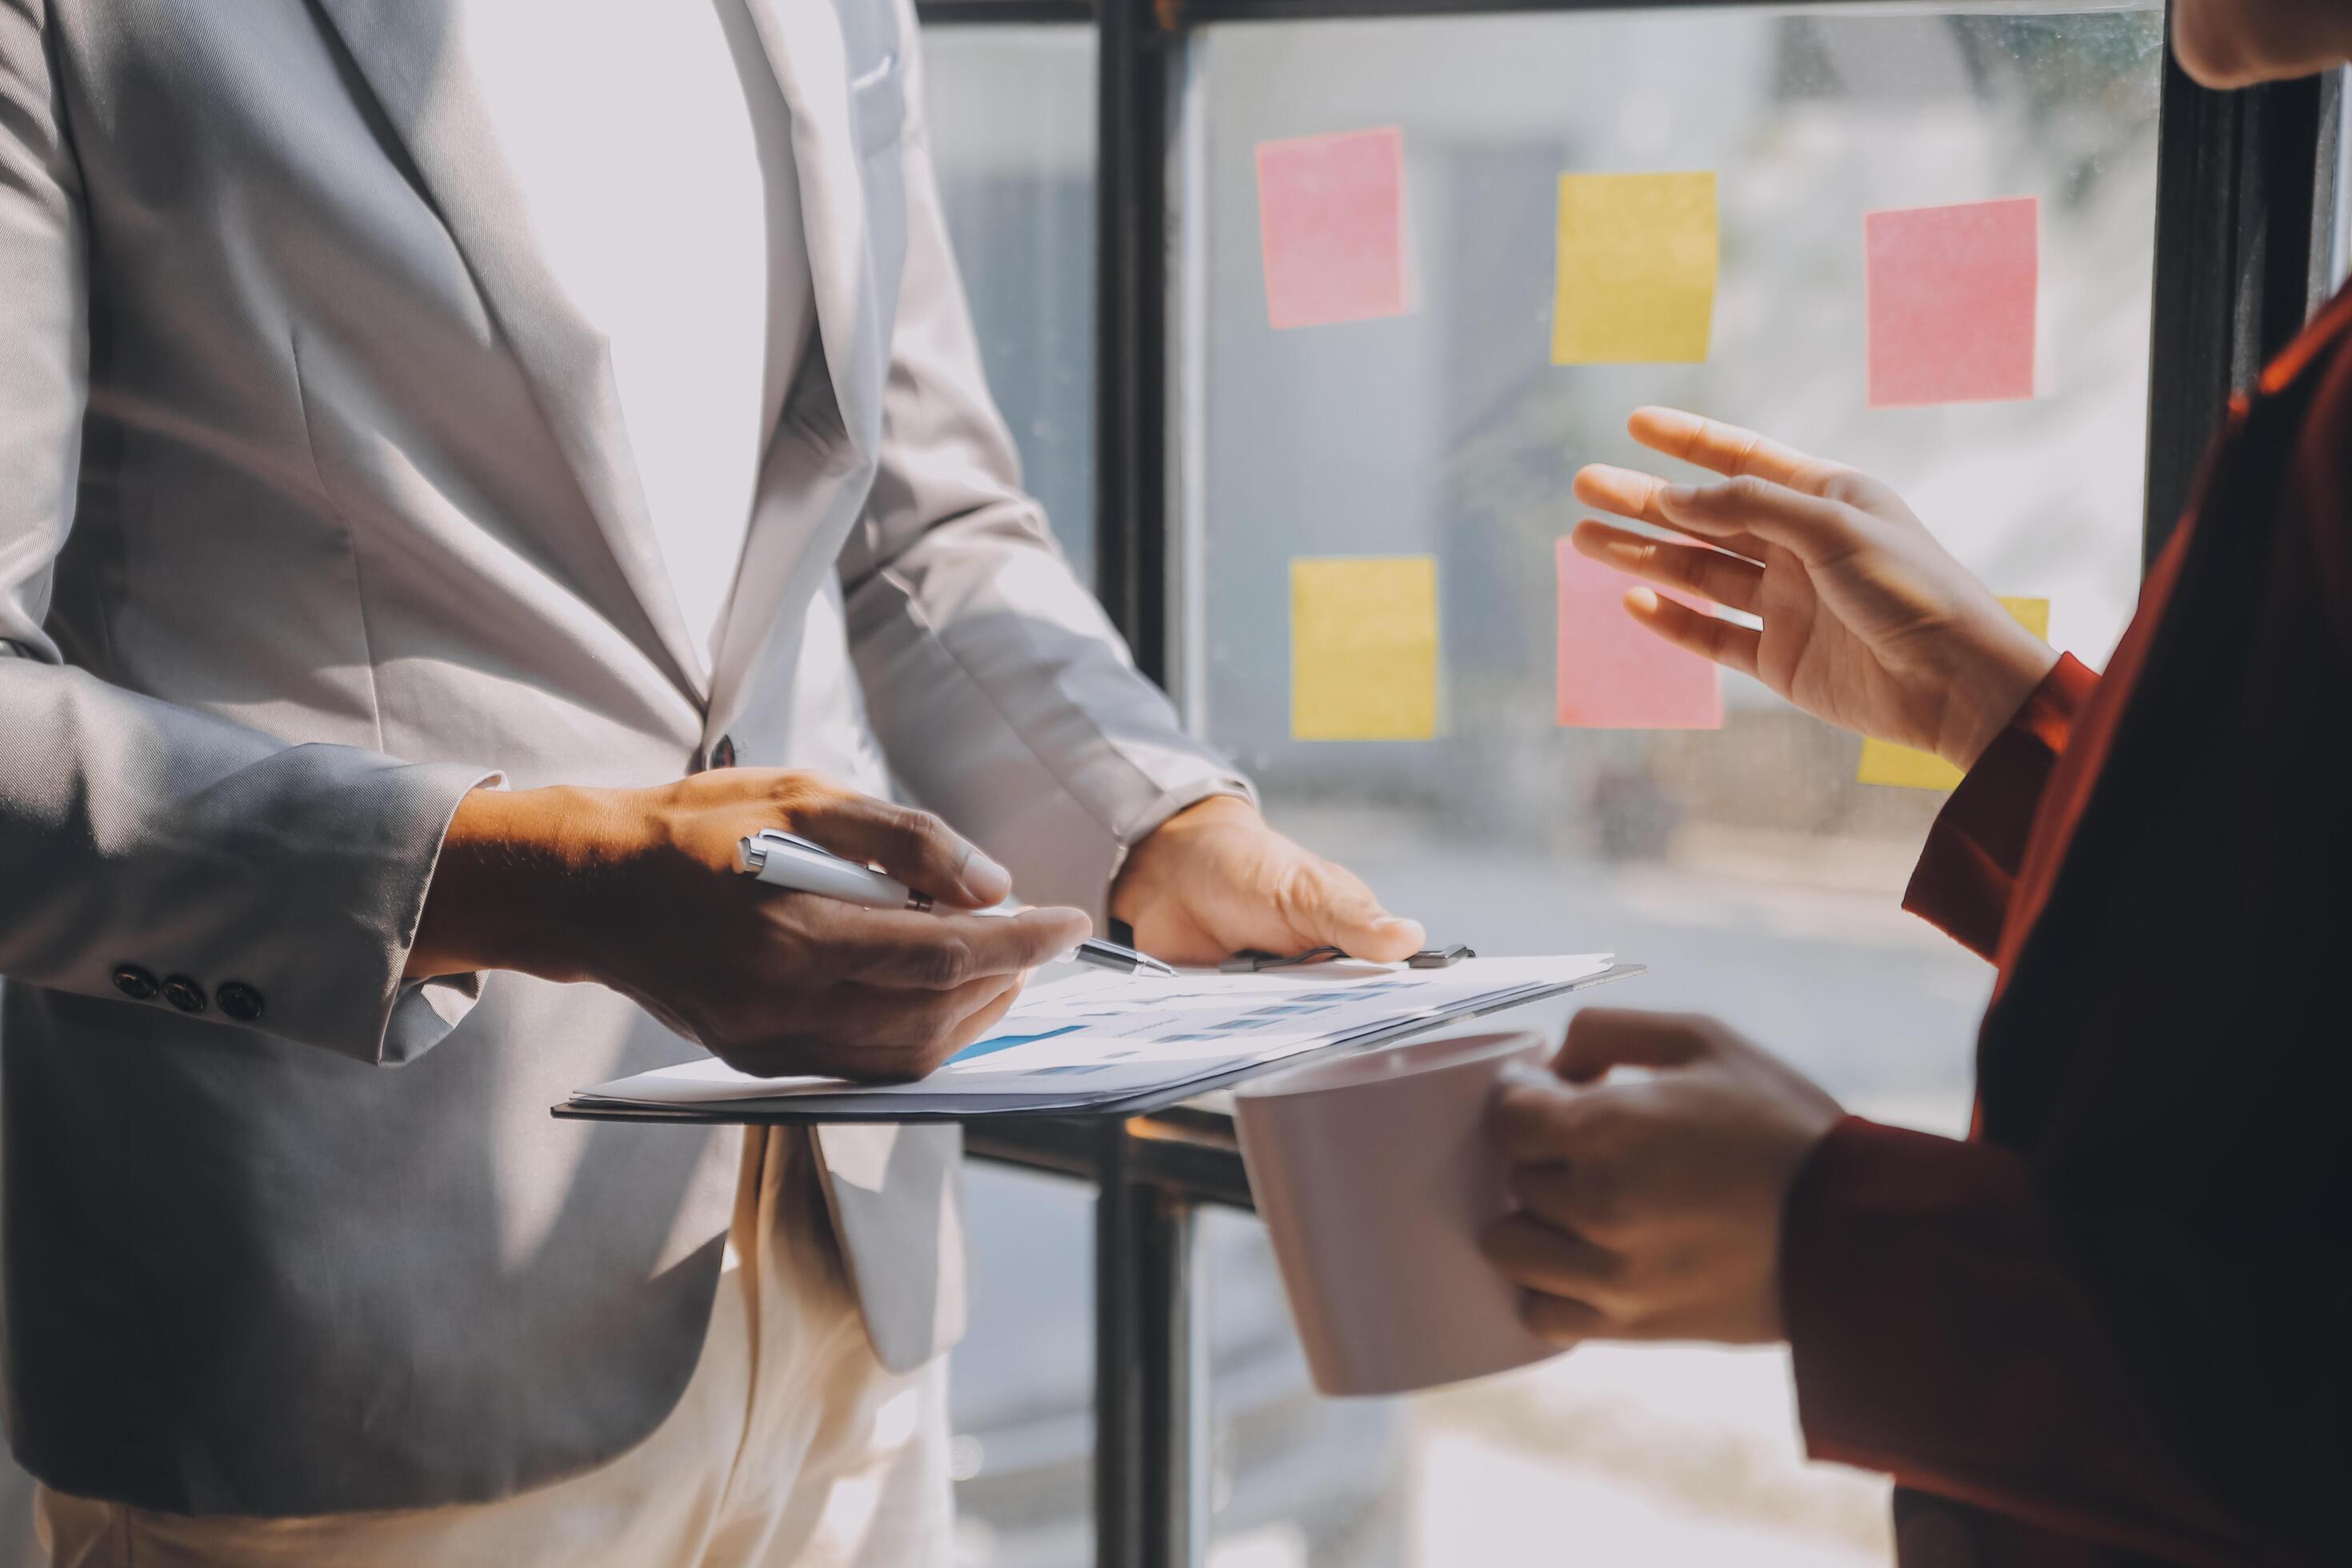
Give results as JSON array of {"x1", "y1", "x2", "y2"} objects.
[
  {"x1": 2142, "y1": 58, "x2": 2326, "y2": 566},
  {"x1": 1094, "y1": 0, "x2": 1173, "y2": 683},
  {"x1": 1092, "y1": 1131, "x2": 1207, "y2": 1568}
]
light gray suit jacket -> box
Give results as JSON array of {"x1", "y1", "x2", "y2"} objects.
[{"x1": 0, "y1": 0, "x2": 1246, "y2": 1516}]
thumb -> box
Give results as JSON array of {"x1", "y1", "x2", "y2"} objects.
[
  {"x1": 1554, "y1": 1008, "x2": 1711, "y2": 1083},
  {"x1": 1290, "y1": 863, "x2": 1425, "y2": 963}
]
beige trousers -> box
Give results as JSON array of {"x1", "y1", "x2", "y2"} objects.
[{"x1": 38, "y1": 1129, "x2": 950, "y2": 1568}]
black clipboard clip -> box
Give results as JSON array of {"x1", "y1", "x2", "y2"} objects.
[
  {"x1": 1219, "y1": 946, "x2": 1345, "y2": 974},
  {"x1": 1219, "y1": 942, "x2": 1474, "y2": 974}
]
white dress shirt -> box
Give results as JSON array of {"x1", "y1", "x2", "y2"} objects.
[{"x1": 461, "y1": 0, "x2": 813, "y2": 662}]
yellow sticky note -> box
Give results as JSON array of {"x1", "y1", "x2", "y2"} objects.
[
  {"x1": 1854, "y1": 738, "x2": 1970, "y2": 791},
  {"x1": 1552, "y1": 171, "x2": 1718, "y2": 365},
  {"x1": 1858, "y1": 597, "x2": 2051, "y2": 789},
  {"x1": 1290, "y1": 556, "x2": 1438, "y2": 741}
]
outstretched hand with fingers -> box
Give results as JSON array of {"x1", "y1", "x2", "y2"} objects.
[{"x1": 1572, "y1": 407, "x2": 2061, "y2": 770}]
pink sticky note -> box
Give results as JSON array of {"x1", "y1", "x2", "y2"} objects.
[
  {"x1": 1865, "y1": 197, "x2": 2038, "y2": 408},
  {"x1": 1255, "y1": 128, "x2": 1408, "y2": 331},
  {"x1": 1556, "y1": 540, "x2": 1724, "y2": 730}
]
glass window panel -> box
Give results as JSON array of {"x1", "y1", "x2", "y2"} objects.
[
  {"x1": 2331, "y1": 68, "x2": 2351, "y2": 294},
  {"x1": 1182, "y1": 6, "x2": 2165, "y2": 1562},
  {"x1": 920, "y1": 23, "x2": 1100, "y2": 586},
  {"x1": 950, "y1": 1162, "x2": 1098, "y2": 1566},
  {"x1": 921, "y1": 26, "x2": 1100, "y2": 1565}
]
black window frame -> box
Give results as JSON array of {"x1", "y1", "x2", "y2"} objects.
[{"x1": 916, "y1": 2, "x2": 2339, "y2": 1562}]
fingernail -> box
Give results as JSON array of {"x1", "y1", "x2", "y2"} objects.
[
  {"x1": 1660, "y1": 482, "x2": 1698, "y2": 508},
  {"x1": 960, "y1": 845, "x2": 1012, "y2": 898}
]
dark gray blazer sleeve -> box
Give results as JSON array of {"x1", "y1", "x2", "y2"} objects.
[{"x1": 0, "y1": 0, "x2": 494, "y2": 1066}]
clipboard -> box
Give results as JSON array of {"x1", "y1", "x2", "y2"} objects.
[{"x1": 552, "y1": 960, "x2": 1644, "y2": 1126}]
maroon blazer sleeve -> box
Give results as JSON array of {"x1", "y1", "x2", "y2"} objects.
[
  {"x1": 1779, "y1": 297, "x2": 2352, "y2": 1566},
  {"x1": 1898, "y1": 654, "x2": 2100, "y2": 961},
  {"x1": 1781, "y1": 1118, "x2": 2348, "y2": 1565}
]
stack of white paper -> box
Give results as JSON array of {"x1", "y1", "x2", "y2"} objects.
[{"x1": 566, "y1": 954, "x2": 1626, "y2": 1121}]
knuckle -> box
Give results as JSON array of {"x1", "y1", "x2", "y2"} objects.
[
  {"x1": 1570, "y1": 1100, "x2": 1646, "y2": 1170},
  {"x1": 922, "y1": 937, "x2": 975, "y2": 990},
  {"x1": 1817, "y1": 468, "x2": 1878, "y2": 509},
  {"x1": 1576, "y1": 1097, "x2": 1637, "y2": 1154},
  {"x1": 886, "y1": 801, "x2": 937, "y2": 836},
  {"x1": 1570, "y1": 1167, "x2": 1626, "y2": 1235},
  {"x1": 890, "y1": 803, "x2": 956, "y2": 858},
  {"x1": 1267, "y1": 860, "x2": 1318, "y2": 926}
]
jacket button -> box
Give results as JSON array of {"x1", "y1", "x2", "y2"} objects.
[
  {"x1": 217, "y1": 982, "x2": 265, "y2": 1023},
  {"x1": 112, "y1": 965, "x2": 160, "y2": 1002},
  {"x1": 708, "y1": 735, "x2": 737, "y2": 771},
  {"x1": 162, "y1": 976, "x2": 209, "y2": 1015}
]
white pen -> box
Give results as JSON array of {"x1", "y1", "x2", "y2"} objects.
[{"x1": 735, "y1": 830, "x2": 1178, "y2": 978}]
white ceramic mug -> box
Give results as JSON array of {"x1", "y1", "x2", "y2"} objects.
[{"x1": 1233, "y1": 1027, "x2": 1564, "y2": 1397}]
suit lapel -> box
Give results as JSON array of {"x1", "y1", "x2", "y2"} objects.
[
  {"x1": 727, "y1": 1, "x2": 961, "y2": 1358},
  {"x1": 739, "y1": 0, "x2": 882, "y2": 461},
  {"x1": 311, "y1": 0, "x2": 710, "y2": 702},
  {"x1": 707, "y1": 0, "x2": 892, "y2": 734}
]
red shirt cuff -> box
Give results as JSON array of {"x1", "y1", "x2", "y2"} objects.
[
  {"x1": 1779, "y1": 1116, "x2": 2038, "y2": 1478},
  {"x1": 1902, "y1": 654, "x2": 2099, "y2": 959}
]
